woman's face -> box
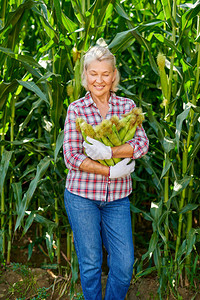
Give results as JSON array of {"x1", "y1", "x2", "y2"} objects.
[{"x1": 85, "y1": 59, "x2": 116, "y2": 100}]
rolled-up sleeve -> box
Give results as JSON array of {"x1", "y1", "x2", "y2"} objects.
[
  {"x1": 126, "y1": 125, "x2": 149, "y2": 159},
  {"x1": 63, "y1": 104, "x2": 87, "y2": 170}
]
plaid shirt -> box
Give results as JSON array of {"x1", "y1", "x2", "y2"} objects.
[{"x1": 63, "y1": 92, "x2": 149, "y2": 202}]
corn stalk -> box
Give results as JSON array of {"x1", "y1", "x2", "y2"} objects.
[{"x1": 185, "y1": 14, "x2": 200, "y2": 271}]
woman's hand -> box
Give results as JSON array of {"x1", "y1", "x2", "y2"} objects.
[
  {"x1": 83, "y1": 137, "x2": 112, "y2": 160},
  {"x1": 109, "y1": 158, "x2": 135, "y2": 179}
]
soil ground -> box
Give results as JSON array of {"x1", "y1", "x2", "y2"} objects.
[{"x1": 0, "y1": 227, "x2": 199, "y2": 299}]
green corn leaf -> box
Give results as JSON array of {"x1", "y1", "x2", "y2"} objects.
[
  {"x1": 23, "y1": 212, "x2": 56, "y2": 233},
  {"x1": 130, "y1": 204, "x2": 153, "y2": 221},
  {"x1": 153, "y1": 246, "x2": 161, "y2": 270},
  {"x1": 97, "y1": 2, "x2": 113, "y2": 27},
  {"x1": 83, "y1": 0, "x2": 106, "y2": 50},
  {"x1": 140, "y1": 156, "x2": 163, "y2": 192},
  {"x1": 16, "y1": 80, "x2": 49, "y2": 104},
  {"x1": 0, "y1": 138, "x2": 35, "y2": 147},
  {"x1": 136, "y1": 266, "x2": 157, "y2": 278},
  {"x1": 32, "y1": 5, "x2": 58, "y2": 42},
  {"x1": 150, "y1": 201, "x2": 163, "y2": 221},
  {"x1": 181, "y1": 1, "x2": 200, "y2": 31},
  {"x1": 170, "y1": 175, "x2": 192, "y2": 200},
  {"x1": 162, "y1": 136, "x2": 175, "y2": 153},
  {"x1": 18, "y1": 99, "x2": 44, "y2": 134},
  {"x1": 0, "y1": 80, "x2": 18, "y2": 109},
  {"x1": 157, "y1": 210, "x2": 169, "y2": 243},
  {"x1": 22, "y1": 212, "x2": 35, "y2": 236},
  {"x1": 70, "y1": 0, "x2": 84, "y2": 24},
  {"x1": 175, "y1": 104, "x2": 191, "y2": 153},
  {"x1": 154, "y1": 33, "x2": 182, "y2": 56},
  {"x1": 15, "y1": 157, "x2": 51, "y2": 231},
  {"x1": 0, "y1": 230, "x2": 3, "y2": 255},
  {"x1": 51, "y1": 80, "x2": 64, "y2": 138},
  {"x1": 54, "y1": 130, "x2": 64, "y2": 163},
  {"x1": 0, "y1": 0, "x2": 35, "y2": 37},
  {"x1": 147, "y1": 108, "x2": 165, "y2": 142},
  {"x1": 179, "y1": 204, "x2": 199, "y2": 215},
  {"x1": 0, "y1": 150, "x2": 13, "y2": 197},
  {"x1": 160, "y1": 155, "x2": 172, "y2": 179},
  {"x1": 148, "y1": 232, "x2": 159, "y2": 257},
  {"x1": 176, "y1": 240, "x2": 187, "y2": 262},
  {"x1": 36, "y1": 72, "x2": 60, "y2": 84},
  {"x1": 45, "y1": 231, "x2": 54, "y2": 262},
  {"x1": 28, "y1": 242, "x2": 34, "y2": 261},
  {"x1": 61, "y1": 12, "x2": 78, "y2": 40},
  {"x1": 114, "y1": 1, "x2": 130, "y2": 20},
  {"x1": 12, "y1": 182, "x2": 22, "y2": 213},
  {"x1": 108, "y1": 19, "x2": 163, "y2": 57},
  {"x1": 26, "y1": 157, "x2": 51, "y2": 203},
  {"x1": 160, "y1": 0, "x2": 171, "y2": 20},
  {"x1": 190, "y1": 134, "x2": 200, "y2": 162},
  {"x1": 185, "y1": 228, "x2": 197, "y2": 257},
  {"x1": 70, "y1": 249, "x2": 79, "y2": 298},
  {"x1": 0, "y1": 46, "x2": 42, "y2": 68},
  {"x1": 53, "y1": 0, "x2": 62, "y2": 30}
]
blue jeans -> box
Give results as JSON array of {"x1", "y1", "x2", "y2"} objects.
[{"x1": 64, "y1": 189, "x2": 134, "y2": 300}]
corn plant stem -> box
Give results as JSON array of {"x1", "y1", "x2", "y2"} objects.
[
  {"x1": 163, "y1": 0, "x2": 177, "y2": 258},
  {"x1": 1, "y1": 0, "x2": 8, "y2": 27},
  {"x1": 175, "y1": 140, "x2": 187, "y2": 263},
  {"x1": 82, "y1": 0, "x2": 85, "y2": 15},
  {"x1": 1, "y1": 187, "x2": 5, "y2": 258},
  {"x1": 55, "y1": 194, "x2": 61, "y2": 265},
  {"x1": 7, "y1": 95, "x2": 16, "y2": 264},
  {"x1": 7, "y1": 189, "x2": 13, "y2": 264},
  {"x1": 185, "y1": 16, "x2": 200, "y2": 270},
  {"x1": 87, "y1": 0, "x2": 90, "y2": 11},
  {"x1": 52, "y1": 47, "x2": 61, "y2": 270},
  {"x1": 163, "y1": 103, "x2": 170, "y2": 258},
  {"x1": 37, "y1": 107, "x2": 42, "y2": 237},
  {"x1": 184, "y1": 137, "x2": 196, "y2": 268},
  {"x1": 131, "y1": 182, "x2": 136, "y2": 246},
  {"x1": 54, "y1": 160, "x2": 61, "y2": 269},
  {"x1": 1, "y1": 107, "x2": 7, "y2": 257},
  {"x1": 67, "y1": 230, "x2": 71, "y2": 261},
  {"x1": 186, "y1": 20, "x2": 200, "y2": 148}
]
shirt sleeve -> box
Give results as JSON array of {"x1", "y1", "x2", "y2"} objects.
[
  {"x1": 126, "y1": 125, "x2": 149, "y2": 159},
  {"x1": 63, "y1": 104, "x2": 87, "y2": 170}
]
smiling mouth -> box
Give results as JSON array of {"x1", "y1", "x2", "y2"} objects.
[{"x1": 94, "y1": 85, "x2": 105, "y2": 89}]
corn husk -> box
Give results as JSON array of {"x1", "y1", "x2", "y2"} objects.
[{"x1": 76, "y1": 107, "x2": 145, "y2": 166}]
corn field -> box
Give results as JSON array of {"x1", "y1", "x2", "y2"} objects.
[{"x1": 0, "y1": 0, "x2": 199, "y2": 299}]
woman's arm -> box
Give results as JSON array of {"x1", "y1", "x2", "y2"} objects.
[
  {"x1": 63, "y1": 104, "x2": 88, "y2": 170},
  {"x1": 111, "y1": 143, "x2": 134, "y2": 158},
  {"x1": 79, "y1": 157, "x2": 110, "y2": 176}
]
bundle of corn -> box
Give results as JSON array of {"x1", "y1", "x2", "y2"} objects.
[{"x1": 76, "y1": 107, "x2": 145, "y2": 166}]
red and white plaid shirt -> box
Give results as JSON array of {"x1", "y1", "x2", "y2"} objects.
[{"x1": 63, "y1": 92, "x2": 149, "y2": 202}]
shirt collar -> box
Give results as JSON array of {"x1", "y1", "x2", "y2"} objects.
[{"x1": 84, "y1": 91, "x2": 117, "y2": 107}]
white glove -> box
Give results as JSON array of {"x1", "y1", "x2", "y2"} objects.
[
  {"x1": 83, "y1": 136, "x2": 112, "y2": 160},
  {"x1": 109, "y1": 158, "x2": 135, "y2": 179}
]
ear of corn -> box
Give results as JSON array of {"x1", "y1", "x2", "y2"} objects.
[
  {"x1": 118, "y1": 115, "x2": 132, "y2": 140},
  {"x1": 76, "y1": 118, "x2": 111, "y2": 166},
  {"x1": 75, "y1": 107, "x2": 145, "y2": 166}
]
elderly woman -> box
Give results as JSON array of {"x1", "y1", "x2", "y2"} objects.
[{"x1": 63, "y1": 45, "x2": 149, "y2": 300}]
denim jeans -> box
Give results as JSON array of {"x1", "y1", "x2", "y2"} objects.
[{"x1": 64, "y1": 189, "x2": 134, "y2": 300}]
